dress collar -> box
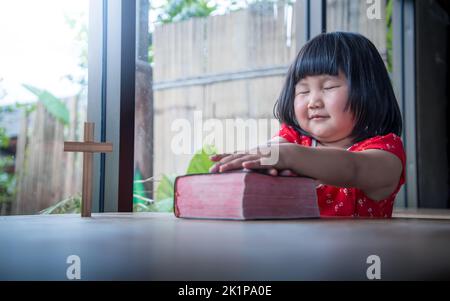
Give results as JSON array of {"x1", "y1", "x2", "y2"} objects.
[{"x1": 312, "y1": 138, "x2": 353, "y2": 151}]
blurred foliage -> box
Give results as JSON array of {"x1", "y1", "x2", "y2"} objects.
[
  {"x1": 142, "y1": 145, "x2": 217, "y2": 213},
  {"x1": 39, "y1": 195, "x2": 81, "y2": 214},
  {"x1": 22, "y1": 84, "x2": 70, "y2": 125},
  {"x1": 148, "y1": 0, "x2": 291, "y2": 64},
  {"x1": 149, "y1": 0, "x2": 271, "y2": 63},
  {"x1": 186, "y1": 144, "x2": 216, "y2": 174},
  {"x1": 156, "y1": 0, "x2": 217, "y2": 24},
  {"x1": 147, "y1": 44, "x2": 154, "y2": 65},
  {"x1": 386, "y1": 0, "x2": 393, "y2": 73},
  {"x1": 0, "y1": 155, "x2": 16, "y2": 205},
  {"x1": 64, "y1": 12, "x2": 88, "y2": 86},
  {"x1": 154, "y1": 0, "x2": 284, "y2": 25},
  {"x1": 133, "y1": 169, "x2": 147, "y2": 204},
  {"x1": 156, "y1": 174, "x2": 177, "y2": 202},
  {"x1": 0, "y1": 105, "x2": 16, "y2": 208},
  {"x1": 0, "y1": 127, "x2": 9, "y2": 148}
]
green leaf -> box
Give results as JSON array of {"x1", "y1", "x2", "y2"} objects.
[
  {"x1": 186, "y1": 144, "x2": 217, "y2": 174},
  {"x1": 133, "y1": 169, "x2": 149, "y2": 205},
  {"x1": 143, "y1": 144, "x2": 218, "y2": 213},
  {"x1": 22, "y1": 84, "x2": 70, "y2": 125},
  {"x1": 148, "y1": 197, "x2": 173, "y2": 212},
  {"x1": 0, "y1": 127, "x2": 9, "y2": 148},
  {"x1": 133, "y1": 202, "x2": 150, "y2": 212},
  {"x1": 156, "y1": 174, "x2": 176, "y2": 201},
  {"x1": 39, "y1": 195, "x2": 81, "y2": 214},
  {"x1": 386, "y1": 0, "x2": 393, "y2": 73},
  {"x1": 158, "y1": 0, "x2": 217, "y2": 24}
]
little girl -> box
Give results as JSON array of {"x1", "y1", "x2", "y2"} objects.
[{"x1": 209, "y1": 32, "x2": 406, "y2": 218}]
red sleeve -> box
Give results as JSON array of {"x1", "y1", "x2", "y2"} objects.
[
  {"x1": 273, "y1": 123, "x2": 301, "y2": 144},
  {"x1": 355, "y1": 133, "x2": 406, "y2": 186}
]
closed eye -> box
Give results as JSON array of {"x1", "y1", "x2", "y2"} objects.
[
  {"x1": 295, "y1": 91, "x2": 309, "y2": 96},
  {"x1": 324, "y1": 85, "x2": 340, "y2": 90}
]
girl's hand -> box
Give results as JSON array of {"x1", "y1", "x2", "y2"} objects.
[
  {"x1": 209, "y1": 144, "x2": 292, "y2": 174},
  {"x1": 209, "y1": 152, "x2": 258, "y2": 173}
]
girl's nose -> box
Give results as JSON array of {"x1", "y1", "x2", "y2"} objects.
[{"x1": 307, "y1": 93, "x2": 324, "y2": 109}]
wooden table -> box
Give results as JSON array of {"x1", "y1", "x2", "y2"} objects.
[{"x1": 1, "y1": 210, "x2": 450, "y2": 280}]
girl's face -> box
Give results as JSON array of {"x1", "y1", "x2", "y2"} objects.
[{"x1": 294, "y1": 71, "x2": 356, "y2": 148}]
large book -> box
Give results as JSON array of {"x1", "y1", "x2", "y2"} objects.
[{"x1": 174, "y1": 170, "x2": 320, "y2": 220}]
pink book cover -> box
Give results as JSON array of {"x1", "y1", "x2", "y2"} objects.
[{"x1": 174, "y1": 170, "x2": 320, "y2": 220}]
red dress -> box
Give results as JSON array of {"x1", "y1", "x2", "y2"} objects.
[{"x1": 276, "y1": 124, "x2": 406, "y2": 218}]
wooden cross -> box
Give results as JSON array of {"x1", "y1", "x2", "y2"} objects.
[{"x1": 64, "y1": 122, "x2": 113, "y2": 217}]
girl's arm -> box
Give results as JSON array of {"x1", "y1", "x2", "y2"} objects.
[
  {"x1": 212, "y1": 141, "x2": 402, "y2": 200},
  {"x1": 279, "y1": 144, "x2": 357, "y2": 188},
  {"x1": 251, "y1": 143, "x2": 402, "y2": 200}
]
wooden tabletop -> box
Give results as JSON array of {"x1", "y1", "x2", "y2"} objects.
[{"x1": 1, "y1": 210, "x2": 450, "y2": 280}]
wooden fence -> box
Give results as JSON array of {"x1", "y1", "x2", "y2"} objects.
[
  {"x1": 326, "y1": 0, "x2": 387, "y2": 60},
  {"x1": 13, "y1": 98, "x2": 84, "y2": 214}
]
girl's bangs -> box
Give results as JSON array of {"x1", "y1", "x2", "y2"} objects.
[{"x1": 293, "y1": 38, "x2": 343, "y2": 82}]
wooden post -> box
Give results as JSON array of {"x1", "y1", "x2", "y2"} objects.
[{"x1": 64, "y1": 122, "x2": 113, "y2": 217}]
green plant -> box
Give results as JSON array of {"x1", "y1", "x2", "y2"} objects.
[
  {"x1": 133, "y1": 169, "x2": 157, "y2": 212},
  {"x1": 137, "y1": 173, "x2": 175, "y2": 212},
  {"x1": 135, "y1": 144, "x2": 217, "y2": 213},
  {"x1": 39, "y1": 194, "x2": 81, "y2": 214},
  {"x1": 0, "y1": 127, "x2": 9, "y2": 148},
  {"x1": 0, "y1": 105, "x2": 17, "y2": 211},
  {"x1": 386, "y1": 0, "x2": 393, "y2": 73},
  {"x1": 22, "y1": 84, "x2": 70, "y2": 125},
  {"x1": 0, "y1": 155, "x2": 16, "y2": 205},
  {"x1": 186, "y1": 144, "x2": 216, "y2": 174},
  {"x1": 133, "y1": 169, "x2": 147, "y2": 204},
  {"x1": 157, "y1": 0, "x2": 217, "y2": 24}
]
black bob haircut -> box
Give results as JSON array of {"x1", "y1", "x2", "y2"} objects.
[{"x1": 273, "y1": 31, "x2": 403, "y2": 144}]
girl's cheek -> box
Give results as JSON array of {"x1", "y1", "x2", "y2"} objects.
[
  {"x1": 294, "y1": 100, "x2": 308, "y2": 121},
  {"x1": 294, "y1": 97, "x2": 305, "y2": 111}
]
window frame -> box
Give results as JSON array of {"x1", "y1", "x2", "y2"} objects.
[{"x1": 88, "y1": 0, "x2": 135, "y2": 212}]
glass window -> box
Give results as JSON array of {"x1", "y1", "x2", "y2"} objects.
[
  {"x1": 0, "y1": 0, "x2": 89, "y2": 215},
  {"x1": 133, "y1": 0, "x2": 297, "y2": 212}
]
